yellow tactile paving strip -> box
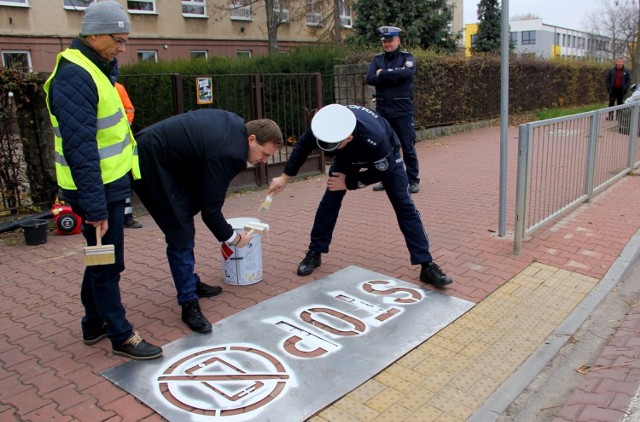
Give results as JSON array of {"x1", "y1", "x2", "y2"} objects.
[{"x1": 310, "y1": 262, "x2": 598, "y2": 421}]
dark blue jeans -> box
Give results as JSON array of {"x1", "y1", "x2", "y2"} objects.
[
  {"x1": 75, "y1": 200, "x2": 133, "y2": 346},
  {"x1": 166, "y1": 239, "x2": 199, "y2": 305}
]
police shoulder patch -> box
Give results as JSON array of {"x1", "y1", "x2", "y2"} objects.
[{"x1": 405, "y1": 60, "x2": 414, "y2": 68}]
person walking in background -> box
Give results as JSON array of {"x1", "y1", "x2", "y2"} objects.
[
  {"x1": 43, "y1": 0, "x2": 161, "y2": 360},
  {"x1": 367, "y1": 26, "x2": 420, "y2": 194},
  {"x1": 114, "y1": 81, "x2": 143, "y2": 229},
  {"x1": 606, "y1": 57, "x2": 631, "y2": 120},
  {"x1": 267, "y1": 104, "x2": 452, "y2": 289},
  {"x1": 133, "y1": 109, "x2": 283, "y2": 333}
]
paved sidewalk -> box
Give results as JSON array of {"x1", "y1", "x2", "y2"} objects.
[{"x1": 1, "y1": 124, "x2": 640, "y2": 421}]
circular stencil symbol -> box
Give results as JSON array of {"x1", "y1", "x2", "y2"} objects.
[{"x1": 158, "y1": 345, "x2": 289, "y2": 418}]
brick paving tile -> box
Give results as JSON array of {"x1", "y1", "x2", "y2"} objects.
[{"x1": 1, "y1": 124, "x2": 640, "y2": 421}]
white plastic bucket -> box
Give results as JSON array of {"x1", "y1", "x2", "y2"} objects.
[{"x1": 221, "y1": 217, "x2": 263, "y2": 286}]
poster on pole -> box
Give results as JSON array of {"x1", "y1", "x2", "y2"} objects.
[{"x1": 196, "y1": 76, "x2": 213, "y2": 104}]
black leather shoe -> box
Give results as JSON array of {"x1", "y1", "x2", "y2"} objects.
[
  {"x1": 420, "y1": 262, "x2": 452, "y2": 288},
  {"x1": 409, "y1": 181, "x2": 419, "y2": 194},
  {"x1": 297, "y1": 250, "x2": 321, "y2": 276},
  {"x1": 83, "y1": 323, "x2": 107, "y2": 345},
  {"x1": 372, "y1": 182, "x2": 385, "y2": 191},
  {"x1": 181, "y1": 299, "x2": 212, "y2": 333},
  {"x1": 196, "y1": 281, "x2": 223, "y2": 298},
  {"x1": 124, "y1": 219, "x2": 143, "y2": 229},
  {"x1": 112, "y1": 332, "x2": 162, "y2": 360}
]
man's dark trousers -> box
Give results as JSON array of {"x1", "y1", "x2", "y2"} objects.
[{"x1": 384, "y1": 114, "x2": 419, "y2": 184}]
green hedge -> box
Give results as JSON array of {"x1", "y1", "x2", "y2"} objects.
[{"x1": 119, "y1": 47, "x2": 609, "y2": 130}]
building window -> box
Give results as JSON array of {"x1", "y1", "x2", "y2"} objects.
[
  {"x1": 2, "y1": 51, "x2": 32, "y2": 71},
  {"x1": 522, "y1": 31, "x2": 536, "y2": 45},
  {"x1": 229, "y1": 0, "x2": 251, "y2": 20},
  {"x1": 0, "y1": 0, "x2": 29, "y2": 6},
  {"x1": 182, "y1": 0, "x2": 206, "y2": 17},
  {"x1": 554, "y1": 33, "x2": 559, "y2": 45},
  {"x1": 137, "y1": 50, "x2": 157, "y2": 62},
  {"x1": 63, "y1": 0, "x2": 94, "y2": 9},
  {"x1": 339, "y1": 0, "x2": 351, "y2": 28},
  {"x1": 128, "y1": 0, "x2": 155, "y2": 13},
  {"x1": 236, "y1": 50, "x2": 252, "y2": 58},
  {"x1": 191, "y1": 50, "x2": 207, "y2": 59},
  {"x1": 306, "y1": 0, "x2": 322, "y2": 26},
  {"x1": 274, "y1": 0, "x2": 289, "y2": 22},
  {"x1": 510, "y1": 32, "x2": 517, "y2": 44}
]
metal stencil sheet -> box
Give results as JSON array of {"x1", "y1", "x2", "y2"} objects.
[{"x1": 102, "y1": 266, "x2": 474, "y2": 421}]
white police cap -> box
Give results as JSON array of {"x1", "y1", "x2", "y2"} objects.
[
  {"x1": 379, "y1": 26, "x2": 402, "y2": 40},
  {"x1": 311, "y1": 104, "x2": 356, "y2": 152}
]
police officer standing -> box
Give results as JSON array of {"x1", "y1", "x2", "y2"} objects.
[
  {"x1": 367, "y1": 26, "x2": 420, "y2": 194},
  {"x1": 267, "y1": 104, "x2": 452, "y2": 289}
]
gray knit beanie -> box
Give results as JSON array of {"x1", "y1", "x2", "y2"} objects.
[{"x1": 80, "y1": 1, "x2": 131, "y2": 36}]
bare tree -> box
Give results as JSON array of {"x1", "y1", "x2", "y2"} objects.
[
  {"x1": 585, "y1": 0, "x2": 638, "y2": 61},
  {"x1": 217, "y1": 0, "x2": 348, "y2": 53},
  {"x1": 510, "y1": 13, "x2": 541, "y2": 21}
]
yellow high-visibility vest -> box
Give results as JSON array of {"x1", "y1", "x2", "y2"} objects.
[{"x1": 44, "y1": 48, "x2": 140, "y2": 190}]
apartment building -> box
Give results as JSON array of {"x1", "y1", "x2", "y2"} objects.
[
  {"x1": 1, "y1": 0, "x2": 463, "y2": 73},
  {"x1": 465, "y1": 18, "x2": 613, "y2": 61}
]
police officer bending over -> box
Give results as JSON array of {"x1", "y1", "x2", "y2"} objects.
[
  {"x1": 367, "y1": 26, "x2": 420, "y2": 194},
  {"x1": 267, "y1": 104, "x2": 452, "y2": 288}
]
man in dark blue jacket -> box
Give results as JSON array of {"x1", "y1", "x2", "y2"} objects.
[
  {"x1": 367, "y1": 26, "x2": 420, "y2": 194},
  {"x1": 133, "y1": 110, "x2": 283, "y2": 333},
  {"x1": 267, "y1": 104, "x2": 452, "y2": 289},
  {"x1": 44, "y1": 1, "x2": 161, "y2": 360}
]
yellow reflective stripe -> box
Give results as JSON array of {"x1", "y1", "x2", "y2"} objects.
[
  {"x1": 54, "y1": 133, "x2": 131, "y2": 168},
  {"x1": 52, "y1": 109, "x2": 123, "y2": 139},
  {"x1": 96, "y1": 109, "x2": 124, "y2": 130},
  {"x1": 98, "y1": 133, "x2": 131, "y2": 160},
  {"x1": 54, "y1": 150, "x2": 67, "y2": 166}
]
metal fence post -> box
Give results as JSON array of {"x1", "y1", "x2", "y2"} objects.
[
  {"x1": 628, "y1": 104, "x2": 639, "y2": 169},
  {"x1": 514, "y1": 124, "x2": 529, "y2": 255},
  {"x1": 584, "y1": 112, "x2": 599, "y2": 202},
  {"x1": 170, "y1": 73, "x2": 184, "y2": 116}
]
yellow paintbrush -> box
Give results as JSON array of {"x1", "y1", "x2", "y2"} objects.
[{"x1": 84, "y1": 225, "x2": 115, "y2": 266}]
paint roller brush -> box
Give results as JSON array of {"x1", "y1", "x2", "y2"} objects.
[
  {"x1": 243, "y1": 222, "x2": 270, "y2": 236},
  {"x1": 84, "y1": 225, "x2": 115, "y2": 266},
  {"x1": 258, "y1": 194, "x2": 273, "y2": 212}
]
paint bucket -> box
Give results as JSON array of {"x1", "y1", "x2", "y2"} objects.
[
  {"x1": 220, "y1": 217, "x2": 263, "y2": 286},
  {"x1": 20, "y1": 218, "x2": 48, "y2": 246}
]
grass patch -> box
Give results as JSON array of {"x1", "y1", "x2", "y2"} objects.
[{"x1": 535, "y1": 104, "x2": 605, "y2": 120}]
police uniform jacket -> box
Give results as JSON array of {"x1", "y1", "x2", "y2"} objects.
[
  {"x1": 366, "y1": 48, "x2": 415, "y2": 118},
  {"x1": 133, "y1": 109, "x2": 248, "y2": 249},
  {"x1": 46, "y1": 38, "x2": 131, "y2": 222},
  {"x1": 284, "y1": 105, "x2": 400, "y2": 190}
]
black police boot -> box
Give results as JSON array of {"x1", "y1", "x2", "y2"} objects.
[
  {"x1": 372, "y1": 182, "x2": 385, "y2": 191},
  {"x1": 420, "y1": 262, "x2": 452, "y2": 288},
  {"x1": 409, "y1": 181, "x2": 419, "y2": 194},
  {"x1": 196, "y1": 281, "x2": 223, "y2": 298},
  {"x1": 297, "y1": 250, "x2": 321, "y2": 276},
  {"x1": 181, "y1": 299, "x2": 212, "y2": 333}
]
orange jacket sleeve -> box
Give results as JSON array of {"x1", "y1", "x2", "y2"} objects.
[{"x1": 115, "y1": 82, "x2": 135, "y2": 124}]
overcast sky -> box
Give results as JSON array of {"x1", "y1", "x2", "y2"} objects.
[{"x1": 463, "y1": 0, "x2": 601, "y2": 31}]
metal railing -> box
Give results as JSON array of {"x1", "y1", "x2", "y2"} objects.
[{"x1": 514, "y1": 103, "x2": 640, "y2": 254}]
